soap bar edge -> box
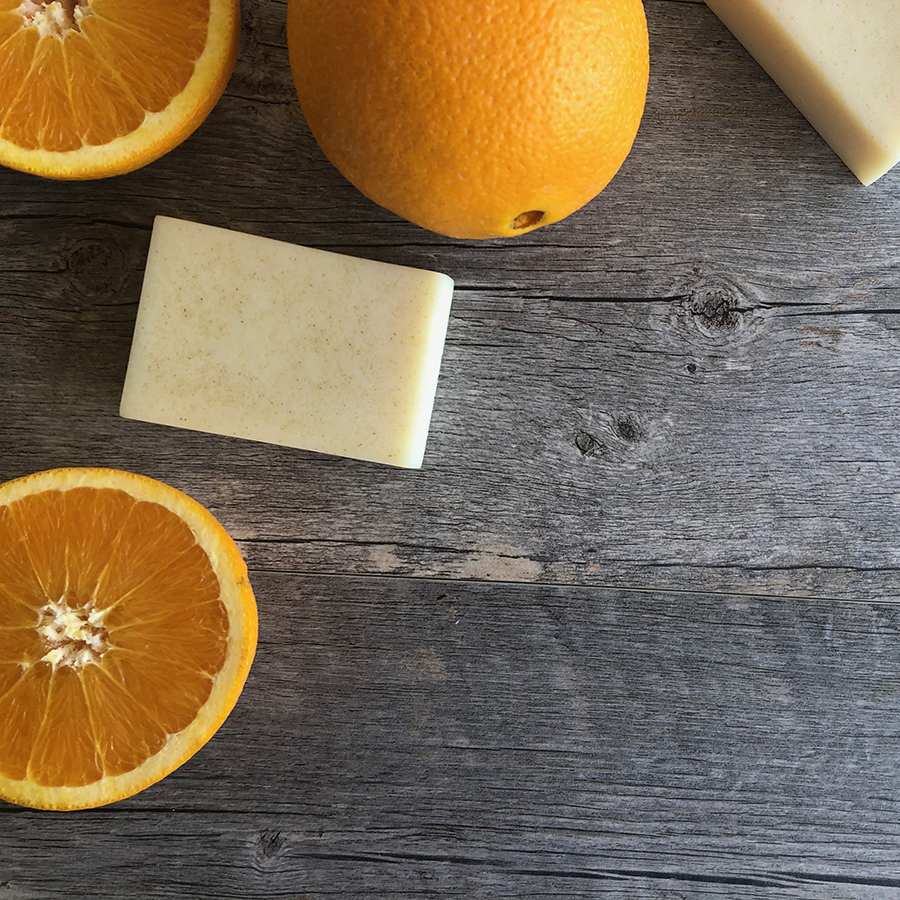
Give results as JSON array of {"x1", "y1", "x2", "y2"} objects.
[
  {"x1": 705, "y1": 0, "x2": 900, "y2": 185},
  {"x1": 400, "y1": 270, "x2": 455, "y2": 469},
  {"x1": 119, "y1": 216, "x2": 455, "y2": 470}
]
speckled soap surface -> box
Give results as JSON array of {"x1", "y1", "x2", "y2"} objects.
[
  {"x1": 705, "y1": 0, "x2": 900, "y2": 185},
  {"x1": 120, "y1": 216, "x2": 454, "y2": 468}
]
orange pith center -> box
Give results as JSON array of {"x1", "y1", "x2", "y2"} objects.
[
  {"x1": 0, "y1": 486, "x2": 229, "y2": 789},
  {"x1": 17, "y1": 0, "x2": 93, "y2": 36}
]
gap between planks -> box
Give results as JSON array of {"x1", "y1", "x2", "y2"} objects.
[{"x1": 240, "y1": 562, "x2": 900, "y2": 608}]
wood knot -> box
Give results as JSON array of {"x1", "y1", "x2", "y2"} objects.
[
  {"x1": 65, "y1": 230, "x2": 139, "y2": 300},
  {"x1": 575, "y1": 430, "x2": 602, "y2": 456},
  {"x1": 680, "y1": 278, "x2": 749, "y2": 336},
  {"x1": 613, "y1": 415, "x2": 642, "y2": 444},
  {"x1": 692, "y1": 288, "x2": 740, "y2": 329},
  {"x1": 574, "y1": 417, "x2": 643, "y2": 458},
  {"x1": 255, "y1": 829, "x2": 287, "y2": 864}
]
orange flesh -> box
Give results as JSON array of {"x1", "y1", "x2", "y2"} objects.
[
  {"x1": 0, "y1": 0, "x2": 209, "y2": 153},
  {"x1": 0, "y1": 487, "x2": 228, "y2": 788}
]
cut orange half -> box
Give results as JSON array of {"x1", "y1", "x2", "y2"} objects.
[
  {"x1": 0, "y1": 467, "x2": 257, "y2": 810},
  {"x1": 0, "y1": 0, "x2": 240, "y2": 179}
]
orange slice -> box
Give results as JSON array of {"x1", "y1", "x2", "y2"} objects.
[
  {"x1": 0, "y1": 0, "x2": 239, "y2": 179},
  {"x1": 0, "y1": 467, "x2": 257, "y2": 810}
]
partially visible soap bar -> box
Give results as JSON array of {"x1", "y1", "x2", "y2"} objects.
[
  {"x1": 120, "y1": 217, "x2": 454, "y2": 468},
  {"x1": 705, "y1": 0, "x2": 900, "y2": 185}
]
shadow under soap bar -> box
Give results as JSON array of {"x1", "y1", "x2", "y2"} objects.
[
  {"x1": 706, "y1": 0, "x2": 900, "y2": 184},
  {"x1": 120, "y1": 216, "x2": 454, "y2": 468}
]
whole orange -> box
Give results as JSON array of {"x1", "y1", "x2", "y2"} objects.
[{"x1": 287, "y1": 0, "x2": 649, "y2": 240}]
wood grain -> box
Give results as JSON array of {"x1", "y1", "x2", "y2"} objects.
[
  {"x1": 4, "y1": 229, "x2": 900, "y2": 601},
  {"x1": 3, "y1": 2, "x2": 900, "y2": 601},
  {"x1": 2, "y1": 1, "x2": 900, "y2": 897},
  {"x1": 5, "y1": 573, "x2": 900, "y2": 899}
]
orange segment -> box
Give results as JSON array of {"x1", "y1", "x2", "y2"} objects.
[
  {"x1": 28, "y1": 667, "x2": 105, "y2": 787},
  {"x1": 2, "y1": 34, "x2": 78, "y2": 151},
  {"x1": 0, "y1": 667, "x2": 51, "y2": 781},
  {"x1": 0, "y1": 661, "x2": 24, "y2": 699},
  {"x1": 0, "y1": 29, "x2": 39, "y2": 127},
  {"x1": 80, "y1": 13, "x2": 199, "y2": 114},
  {"x1": 0, "y1": 508, "x2": 46, "y2": 610},
  {"x1": 0, "y1": 0, "x2": 239, "y2": 179},
  {"x1": 0, "y1": 468, "x2": 257, "y2": 810},
  {"x1": 0, "y1": 11, "x2": 23, "y2": 43},
  {"x1": 62, "y1": 30, "x2": 145, "y2": 147},
  {"x1": 81, "y1": 658, "x2": 171, "y2": 777}
]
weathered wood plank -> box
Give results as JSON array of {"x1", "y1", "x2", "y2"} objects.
[
  {"x1": 2, "y1": 0, "x2": 900, "y2": 895},
  {"x1": 3, "y1": 573, "x2": 900, "y2": 898},
  {"x1": 4, "y1": 268, "x2": 900, "y2": 600},
  {"x1": 1, "y1": 1, "x2": 899, "y2": 298},
  {"x1": 2, "y1": 2, "x2": 900, "y2": 601}
]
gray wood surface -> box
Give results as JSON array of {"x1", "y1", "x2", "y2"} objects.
[
  {"x1": 6, "y1": 576, "x2": 900, "y2": 899},
  {"x1": 3, "y1": 0, "x2": 900, "y2": 896}
]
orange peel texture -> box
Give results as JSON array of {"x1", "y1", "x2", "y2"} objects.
[{"x1": 287, "y1": 0, "x2": 649, "y2": 239}]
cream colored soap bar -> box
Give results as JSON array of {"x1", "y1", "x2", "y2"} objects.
[
  {"x1": 120, "y1": 217, "x2": 454, "y2": 468},
  {"x1": 706, "y1": 0, "x2": 900, "y2": 184}
]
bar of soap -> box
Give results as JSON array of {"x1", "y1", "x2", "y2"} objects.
[
  {"x1": 120, "y1": 217, "x2": 454, "y2": 468},
  {"x1": 705, "y1": 0, "x2": 900, "y2": 185}
]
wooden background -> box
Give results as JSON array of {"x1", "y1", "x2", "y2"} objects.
[{"x1": 3, "y1": 0, "x2": 900, "y2": 896}]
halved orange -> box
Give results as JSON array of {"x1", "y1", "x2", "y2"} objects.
[
  {"x1": 0, "y1": 467, "x2": 257, "y2": 810},
  {"x1": 0, "y1": 0, "x2": 239, "y2": 179}
]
